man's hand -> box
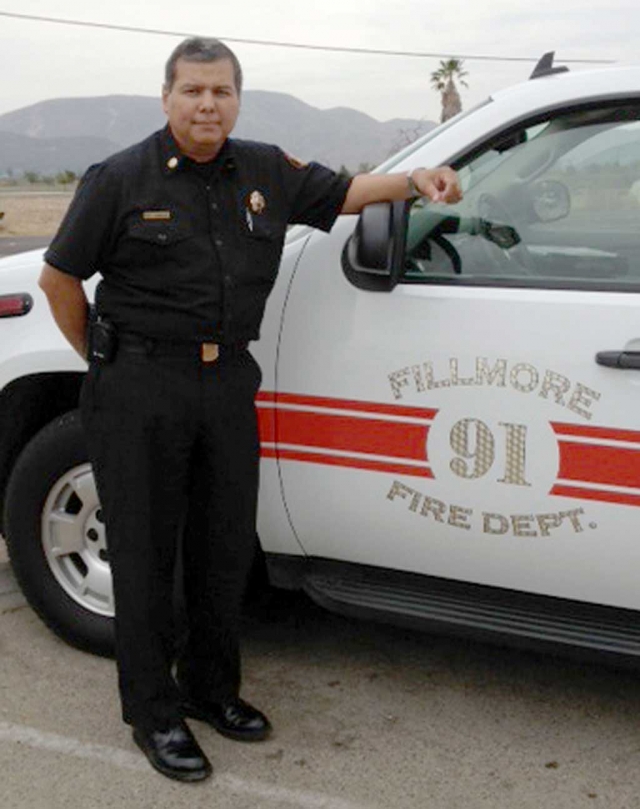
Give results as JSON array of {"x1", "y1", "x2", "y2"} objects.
[
  {"x1": 410, "y1": 167, "x2": 462, "y2": 204},
  {"x1": 341, "y1": 166, "x2": 462, "y2": 214}
]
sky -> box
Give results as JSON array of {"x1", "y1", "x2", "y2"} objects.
[{"x1": 0, "y1": 0, "x2": 637, "y2": 124}]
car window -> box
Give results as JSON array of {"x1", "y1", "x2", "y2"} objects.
[{"x1": 403, "y1": 103, "x2": 640, "y2": 291}]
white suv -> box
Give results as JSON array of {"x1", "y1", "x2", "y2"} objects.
[{"x1": 3, "y1": 54, "x2": 640, "y2": 664}]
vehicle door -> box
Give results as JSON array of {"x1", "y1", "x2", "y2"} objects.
[{"x1": 269, "y1": 98, "x2": 640, "y2": 610}]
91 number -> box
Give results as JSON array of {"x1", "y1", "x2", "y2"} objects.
[{"x1": 449, "y1": 419, "x2": 530, "y2": 487}]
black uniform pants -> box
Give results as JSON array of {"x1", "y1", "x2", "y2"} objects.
[{"x1": 80, "y1": 343, "x2": 261, "y2": 730}]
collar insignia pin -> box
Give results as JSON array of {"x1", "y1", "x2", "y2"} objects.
[
  {"x1": 167, "y1": 156, "x2": 179, "y2": 170},
  {"x1": 284, "y1": 153, "x2": 307, "y2": 170}
]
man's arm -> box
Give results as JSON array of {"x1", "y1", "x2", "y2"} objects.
[
  {"x1": 341, "y1": 166, "x2": 462, "y2": 214},
  {"x1": 39, "y1": 263, "x2": 90, "y2": 360}
]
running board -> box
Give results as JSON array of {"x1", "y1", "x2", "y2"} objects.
[{"x1": 298, "y1": 561, "x2": 640, "y2": 665}]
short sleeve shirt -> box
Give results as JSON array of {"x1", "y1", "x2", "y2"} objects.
[{"x1": 45, "y1": 127, "x2": 351, "y2": 343}]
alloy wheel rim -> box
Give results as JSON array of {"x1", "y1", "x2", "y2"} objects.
[{"x1": 41, "y1": 463, "x2": 114, "y2": 617}]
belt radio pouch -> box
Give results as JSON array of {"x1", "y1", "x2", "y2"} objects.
[{"x1": 88, "y1": 317, "x2": 118, "y2": 364}]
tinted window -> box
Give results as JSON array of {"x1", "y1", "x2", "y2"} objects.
[{"x1": 404, "y1": 104, "x2": 640, "y2": 290}]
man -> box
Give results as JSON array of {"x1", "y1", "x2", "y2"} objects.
[{"x1": 39, "y1": 37, "x2": 461, "y2": 782}]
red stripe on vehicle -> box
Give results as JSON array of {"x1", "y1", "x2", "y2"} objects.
[
  {"x1": 273, "y1": 409, "x2": 429, "y2": 461},
  {"x1": 256, "y1": 390, "x2": 436, "y2": 421},
  {"x1": 271, "y1": 448, "x2": 433, "y2": 478},
  {"x1": 257, "y1": 406, "x2": 276, "y2": 443},
  {"x1": 550, "y1": 483, "x2": 640, "y2": 508},
  {"x1": 557, "y1": 441, "x2": 640, "y2": 489},
  {"x1": 552, "y1": 422, "x2": 640, "y2": 444}
]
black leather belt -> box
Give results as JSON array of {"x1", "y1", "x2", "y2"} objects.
[{"x1": 118, "y1": 333, "x2": 248, "y2": 363}]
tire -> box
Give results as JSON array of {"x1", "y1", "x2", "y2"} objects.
[{"x1": 4, "y1": 410, "x2": 115, "y2": 656}]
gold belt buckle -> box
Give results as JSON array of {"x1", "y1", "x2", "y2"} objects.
[{"x1": 200, "y1": 343, "x2": 219, "y2": 363}]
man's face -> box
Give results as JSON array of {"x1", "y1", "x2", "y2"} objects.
[{"x1": 162, "y1": 58, "x2": 240, "y2": 161}]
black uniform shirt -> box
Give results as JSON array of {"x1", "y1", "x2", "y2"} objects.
[{"x1": 45, "y1": 126, "x2": 351, "y2": 343}]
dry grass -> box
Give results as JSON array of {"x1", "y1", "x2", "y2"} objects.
[{"x1": 0, "y1": 191, "x2": 73, "y2": 237}]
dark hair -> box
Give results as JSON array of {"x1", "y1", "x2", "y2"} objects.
[{"x1": 164, "y1": 37, "x2": 243, "y2": 94}]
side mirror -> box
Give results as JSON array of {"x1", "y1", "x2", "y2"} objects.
[{"x1": 342, "y1": 200, "x2": 410, "y2": 291}]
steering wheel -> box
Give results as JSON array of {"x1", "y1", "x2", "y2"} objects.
[{"x1": 405, "y1": 229, "x2": 463, "y2": 276}]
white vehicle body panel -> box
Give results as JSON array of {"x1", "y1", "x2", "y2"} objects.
[{"x1": 275, "y1": 232, "x2": 640, "y2": 608}]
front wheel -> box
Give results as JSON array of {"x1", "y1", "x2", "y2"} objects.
[{"x1": 4, "y1": 410, "x2": 115, "y2": 656}]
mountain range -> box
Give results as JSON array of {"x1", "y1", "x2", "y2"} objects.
[{"x1": 0, "y1": 93, "x2": 435, "y2": 176}]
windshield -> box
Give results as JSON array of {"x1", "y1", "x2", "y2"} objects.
[{"x1": 373, "y1": 99, "x2": 493, "y2": 174}]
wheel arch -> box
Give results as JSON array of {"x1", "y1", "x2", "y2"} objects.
[{"x1": 0, "y1": 371, "x2": 84, "y2": 534}]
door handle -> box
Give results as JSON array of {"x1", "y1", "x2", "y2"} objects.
[{"x1": 596, "y1": 351, "x2": 640, "y2": 369}]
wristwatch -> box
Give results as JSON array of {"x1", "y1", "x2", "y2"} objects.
[{"x1": 406, "y1": 169, "x2": 422, "y2": 199}]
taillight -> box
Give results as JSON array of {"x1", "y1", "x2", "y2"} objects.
[{"x1": 0, "y1": 293, "x2": 33, "y2": 318}]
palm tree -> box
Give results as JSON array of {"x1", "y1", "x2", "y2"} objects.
[{"x1": 430, "y1": 58, "x2": 469, "y2": 123}]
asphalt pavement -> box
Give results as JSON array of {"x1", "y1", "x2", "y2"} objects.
[
  {"x1": 0, "y1": 236, "x2": 49, "y2": 258},
  {"x1": 2, "y1": 540, "x2": 640, "y2": 808}
]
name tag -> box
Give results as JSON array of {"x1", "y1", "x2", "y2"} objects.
[{"x1": 142, "y1": 210, "x2": 172, "y2": 221}]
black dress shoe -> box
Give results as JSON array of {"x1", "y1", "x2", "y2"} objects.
[
  {"x1": 132, "y1": 720, "x2": 212, "y2": 782},
  {"x1": 182, "y1": 696, "x2": 272, "y2": 742}
]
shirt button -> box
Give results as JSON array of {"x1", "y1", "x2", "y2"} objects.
[
  {"x1": 224, "y1": 275, "x2": 232, "y2": 286},
  {"x1": 211, "y1": 203, "x2": 219, "y2": 211},
  {"x1": 215, "y1": 238, "x2": 223, "y2": 247},
  {"x1": 157, "y1": 233, "x2": 168, "y2": 243}
]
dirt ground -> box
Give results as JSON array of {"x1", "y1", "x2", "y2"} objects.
[{"x1": 0, "y1": 191, "x2": 73, "y2": 237}]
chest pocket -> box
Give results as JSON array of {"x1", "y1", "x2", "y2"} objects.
[
  {"x1": 245, "y1": 214, "x2": 276, "y2": 241},
  {"x1": 242, "y1": 212, "x2": 285, "y2": 284},
  {"x1": 122, "y1": 211, "x2": 193, "y2": 268}
]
